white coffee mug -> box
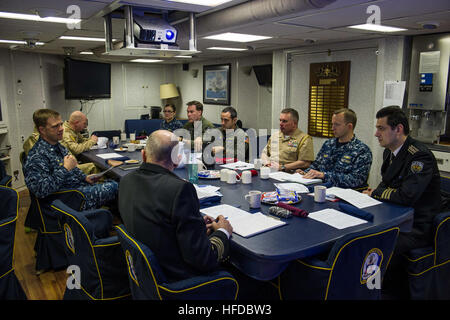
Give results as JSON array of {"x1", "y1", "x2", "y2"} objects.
[
  {"x1": 260, "y1": 166, "x2": 270, "y2": 179},
  {"x1": 314, "y1": 185, "x2": 326, "y2": 203},
  {"x1": 254, "y1": 158, "x2": 263, "y2": 170},
  {"x1": 245, "y1": 190, "x2": 262, "y2": 208},
  {"x1": 127, "y1": 144, "x2": 137, "y2": 152},
  {"x1": 227, "y1": 170, "x2": 240, "y2": 184},
  {"x1": 113, "y1": 136, "x2": 120, "y2": 145},
  {"x1": 220, "y1": 169, "x2": 229, "y2": 182},
  {"x1": 241, "y1": 170, "x2": 252, "y2": 184},
  {"x1": 130, "y1": 133, "x2": 136, "y2": 141}
]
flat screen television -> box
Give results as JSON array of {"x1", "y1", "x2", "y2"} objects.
[
  {"x1": 253, "y1": 64, "x2": 272, "y2": 87},
  {"x1": 64, "y1": 58, "x2": 111, "y2": 100}
]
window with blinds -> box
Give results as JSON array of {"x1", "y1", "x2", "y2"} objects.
[{"x1": 308, "y1": 61, "x2": 350, "y2": 138}]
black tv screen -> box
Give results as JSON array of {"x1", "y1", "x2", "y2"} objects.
[
  {"x1": 64, "y1": 58, "x2": 111, "y2": 99},
  {"x1": 253, "y1": 64, "x2": 272, "y2": 87}
]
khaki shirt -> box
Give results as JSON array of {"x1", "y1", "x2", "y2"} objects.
[
  {"x1": 61, "y1": 121, "x2": 96, "y2": 155},
  {"x1": 263, "y1": 128, "x2": 314, "y2": 165}
]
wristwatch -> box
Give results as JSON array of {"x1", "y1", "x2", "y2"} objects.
[{"x1": 280, "y1": 165, "x2": 286, "y2": 172}]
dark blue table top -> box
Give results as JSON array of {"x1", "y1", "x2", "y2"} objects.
[{"x1": 81, "y1": 148, "x2": 414, "y2": 280}]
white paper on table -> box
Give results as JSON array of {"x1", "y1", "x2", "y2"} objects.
[
  {"x1": 269, "y1": 171, "x2": 322, "y2": 185},
  {"x1": 326, "y1": 187, "x2": 381, "y2": 209},
  {"x1": 96, "y1": 152, "x2": 124, "y2": 159},
  {"x1": 308, "y1": 208, "x2": 367, "y2": 229},
  {"x1": 200, "y1": 204, "x2": 286, "y2": 238},
  {"x1": 274, "y1": 183, "x2": 310, "y2": 193},
  {"x1": 194, "y1": 185, "x2": 221, "y2": 200},
  {"x1": 220, "y1": 161, "x2": 254, "y2": 170}
]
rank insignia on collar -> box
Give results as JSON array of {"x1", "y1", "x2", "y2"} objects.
[{"x1": 411, "y1": 161, "x2": 424, "y2": 173}]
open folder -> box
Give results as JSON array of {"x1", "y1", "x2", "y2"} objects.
[{"x1": 200, "y1": 204, "x2": 286, "y2": 238}]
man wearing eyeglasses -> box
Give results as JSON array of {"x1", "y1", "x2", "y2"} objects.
[
  {"x1": 160, "y1": 103, "x2": 183, "y2": 132},
  {"x1": 23, "y1": 109, "x2": 118, "y2": 210}
]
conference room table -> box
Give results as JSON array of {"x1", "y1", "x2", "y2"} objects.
[{"x1": 80, "y1": 147, "x2": 414, "y2": 281}]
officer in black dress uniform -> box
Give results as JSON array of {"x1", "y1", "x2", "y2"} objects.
[{"x1": 364, "y1": 106, "x2": 441, "y2": 298}]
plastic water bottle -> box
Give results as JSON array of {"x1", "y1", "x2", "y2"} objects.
[{"x1": 187, "y1": 153, "x2": 198, "y2": 184}]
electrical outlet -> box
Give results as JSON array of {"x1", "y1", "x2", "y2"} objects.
[{"x1": 21, "y1": 135, "x2": 25, "y2": 143}]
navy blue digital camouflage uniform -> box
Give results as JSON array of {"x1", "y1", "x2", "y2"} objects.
[
  {"x1": 24, "y1": 137, "x2": 118, "y2": 210},
  {"x1": 160, "y1": 118, "x2": 184, "y2": 132},
  {"x1": 305, "y1": 136, "x2": 372, "y2": 189}
]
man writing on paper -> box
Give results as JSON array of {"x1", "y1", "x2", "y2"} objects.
[
  {"x1": 297, "y1": 108, "x2": 372, "y2": 189},
  {"x1": 119, "y1": 130, "x2": 233, "y2": 281},
  {"x1": 261, "y1": 108, "x2": 314, "y2": 172},
  {"x1": 364, "y1": 106, "x2": 441, "y2": 297},
  {"x1": 23, "y1": 109, "x2": 118, "y2": 210}
]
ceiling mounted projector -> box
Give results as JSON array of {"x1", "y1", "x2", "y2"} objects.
[{"x1": 133, "y1": 15, "x2": 178, "y2": 45}]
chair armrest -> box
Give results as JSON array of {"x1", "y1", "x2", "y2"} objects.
[{"x1": 160, "y1": 270, "x2": 238, "y2": 300}]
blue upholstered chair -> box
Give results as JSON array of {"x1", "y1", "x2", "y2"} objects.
[
  {"x1": 279, "y1": 225, "x2": 400, "y2": 300},
  {"x1": 0, "y1": 160, "x2": 12, "y2": 187},
  {"x1": 405, "y1": 211, "x2": 450, "y2": 300},
  {"x1": 0, "y1": 185, "x2": 27, "y2": 299},
  {"x1": 51, "y1": 200, "x2": 130, "y2": 300},
  {"x1": 115, "y1": 224, "x2": 239, "y2": 300}
]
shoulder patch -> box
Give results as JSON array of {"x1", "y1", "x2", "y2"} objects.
[{"x1": 411, "y1": 161, "x2": 424, "y2": 173}]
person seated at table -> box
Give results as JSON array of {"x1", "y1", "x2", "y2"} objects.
[
  {"x1": 297, "y1": 108, "x2": 372, "y2": 189},
  {"x1": 363, "y1": 106, "x2": 441, "y2": 298},
  {"x1": 212, "y1": 106, "x2": 249, "y2": 162},
  {"x1": 261, "y1": 108, "x2": 314, "y2": 172},
  {"x1": 23, "y1": 109, "x2": 118, "y2": 210},
  {"x1": 119, "y1": 129, "x2": 232, "y2": 281},
  {"x1": 160, "y1": 103, "x2": 183, "y2": 132},
  {"x1": 23, "y1": 125, "x2": 98, "y2": 175},
  {"x1": 182, "y1": 100, "x2": 215, "y2": 151},
  {"x1": 61, "y1": 111, "x2": 98, "y2": 155}
]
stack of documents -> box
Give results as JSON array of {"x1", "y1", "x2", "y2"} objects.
[
  {"x1": 326, "y1": 187, "x2": 381, "y2": 209},
  {"x1": 194, "y1": 185, "x2": 223, "y2": 205},
  {"x1": 220, "y1": 161, "x2": 254, "y2": 170},
  {"x1": 269, "y1": 172, "x2": 322, "y2": 185},
  {"x1": 200, "y1": 204, "x2": 286, "y2": 238}
]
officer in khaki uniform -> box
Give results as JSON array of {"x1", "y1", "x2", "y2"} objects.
[
  {"x1": 61, "y1": 111, "x2": 98, "y2": 155},
  {"x1": 262, "y1": 108, "x2": 314, "y2": 172}
]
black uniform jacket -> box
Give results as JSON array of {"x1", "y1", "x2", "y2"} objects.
[
  {"x1": 119, "y1": 162, "x2": 229, "y2": 281},
  {"x1": 372, "y1": 136, "x2": 441, "y2": 240}
]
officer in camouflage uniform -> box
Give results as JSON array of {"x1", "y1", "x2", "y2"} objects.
[
  {"x1": 24, "y1": 109, "x2": 118, "y2": 210},
  {"x1": 61, "y1": 111, "x2": 98, "y2": 155},
  {"x1": 160, "y1": 103, "x2": 183, "y2": 132},
  {"x1": 365, "y1": 106, "x2": 441, "y2": 298},
  {"x1": 300, "y1": 108, "x2": 372, "y2": 189}
]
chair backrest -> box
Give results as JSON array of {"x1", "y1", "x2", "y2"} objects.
[
  {"x1": 434, "y1": 211, "x2": 450, "y2": 265},
  {"x1": 0, "y1": 186, "x2": 19, "y2": 276},
  {"x1": 324, "y1": 225, "x2": 400, "y2": 300},
  {"x1": 115, "y1": 224, "x2": 167, "y2": 300}
]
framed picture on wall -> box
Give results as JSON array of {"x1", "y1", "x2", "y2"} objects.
[{"x1": 203, "y1": 64, "x2": 231, "y2": 105}]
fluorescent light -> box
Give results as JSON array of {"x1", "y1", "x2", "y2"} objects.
[
  {"x1": 174, "y1": 55, "x2": 192, "y2": 58},
  {"x1": 167, "y1": 0, "x2": 233, "y2": 6},
  {"x1": 79, "y1": 51, "x2": 93, "y2": 55},
  {"x1": 0, "y1": 39, "x2": 45, "y2": 45},
  {"x1": 0, "y1": 11, "x2": 81, "y2": 24},
  {"x1": 59, "y1": 36, "x2": 106, "y2": 42},
  {"x1": 348, "y1": 23, "x2": 407, "y2": 32},
  {"x1": 207, "y1": 47, "x2": 247, "y2": 51},
  {"x1": 203, "y1": 32, "x2": 271, "y2": 42},
  {"x1": 130, "y1": 59, "x2": 162, "y2": 63}
]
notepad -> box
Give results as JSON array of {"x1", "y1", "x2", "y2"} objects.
[
  {"x1": 96, "y1": 152, "x2": 124, "y2": 159},
  {"x1": 308, "y1": 208, "x2": 367, "y2": 229},
  {"x1": 200, "y1": 204, "x2": 286, "y2": 238},
  {"x1": 269, "y1": 172, "x2": 322, "y2": 185}
]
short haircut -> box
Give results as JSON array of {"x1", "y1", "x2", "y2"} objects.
[
  {"x1": 145, "y1": 130, "x2": 179, "y2": 164},
  {"x1": 186, "y1": 100, "x2": 203, "y2": 112},
  {"x1": 221, "y1": 106, "x2": 237, "y2": 119},
  {"x1": 334, "y1": 108, "x2": 357, "y2": 129},
  {"x1": 376, "y1": 105, "x2": 410, "y2": 135},
  {"x1": 164, "y1": 103, "x2": 176, "y2": 112},
  {"x1": 281, "y1": 108, "x2": 299, "y2": 123},
  {"x1": 33, "y1": 109, "x2": 60, "y2": 129}
]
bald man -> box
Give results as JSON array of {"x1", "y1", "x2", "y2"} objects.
[
  {"x1": 119, "y1": 130, "x2": 232, "y2": 281},
  {"x1": 61, "y1": 111, "x2": 98, "y2": 155}
]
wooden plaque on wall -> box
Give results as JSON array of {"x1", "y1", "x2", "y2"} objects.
[{"x1": 308, "y1": 61, "x2": 351, "y2": 138}]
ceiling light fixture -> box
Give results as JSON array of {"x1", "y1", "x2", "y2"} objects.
[
  {"x1": 167, "y1": 0, "x2": 233, "y2": 6},
  {"x1": 348, "y1": 23, "x2": 407, "y2": 32},
  {"x1": 0, "y1": 11, "x2": 80, "y2": 24},
  {"x1": 203, "y1": 32, "x2": 271, "y2": 42},
  {"x1": 0, "y1": 39, "x2": 45, "y2": 45},
  {"x1": 129, "y1": 59, "x2": 162, "y2": 63},
  {"x1": 59, "y1": 36, "x2": 107, "y2": 42},
  {"x1": 207, "y1": 47, "x2": 247, "y2": 51},
  {"x1": 79, "y1": 51, "x2": 93, "y2": 55}
]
